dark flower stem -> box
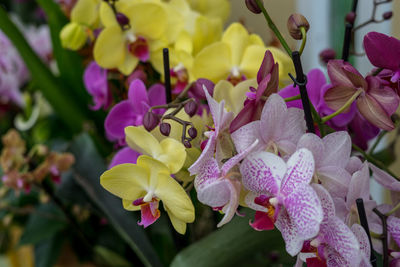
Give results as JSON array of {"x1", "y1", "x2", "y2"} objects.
[
  {"x1": 342, "y1": 23, "x2": 353, "y2": 61},
  {"x1": 163, "y1": 48, "x2": 172, "y2": 103},
  {"x1": 356, "y1": 199, "x2": 377, "y2": 267},
  {"x1": 291, "y1": 51, "x2": 315, "y2": 133},
  {"x1": 373, "y1": 208, "x2": 389, "y2": 267}
]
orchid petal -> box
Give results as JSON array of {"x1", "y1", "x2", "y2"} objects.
[
  {"x1": 351, "y1": 224, "x2": 371, "y2": 266},
  {"x1": 188, "y1": 134, "x2": 217, "y2": 175},
  {"x1": 369, "y1": 163, "x2": 400, "y2": 191},
  {"x1": 94, "y1": 25, "x2": 125, "y2": 69},
  {"x1": 221, "y1": 22, "x2": 249, "y2": 66},
  {"x1": 324, "y1": 85, "x2": 355, "y2": 111},
  {"x1": 148, "y1": 83, "x2": 166, "y2": 110},
  {"x1": 346, "y1": 156, "x2": 363, "y2": 175},
  {"x1": 105, "y1": 101, "x2": 135, "y2": 140},
  {"x1": 346, "y1": 163, "x2": 370, "y2": 210},
  {"x1": 240, "y1": 45, "x2": 268, "y2": 80},
  {"x1": 364, "y1": 32, "x2": 400, "y2": 71},
  {"x1": 275, "y1": 209, "x2": 304, "y2": 256},
  {"x1": 318, "y1": 166, "x2": 352, "y2": 198},
  {"x1": 321, "y1": 131, "x2": 351, "y2": 168},
  {"x1": 366, "y1": 76, "x2": 399, "y2": 116},
  {"x1": 356, "y1": 94, "x2": 394, "y2": 131},
  {"x1": 128, "y1": 79, "x2": 149, "y2": 115},
  {"x1": 280, "y1": 148, "x2": 315, "y2": 196},
  {"x1": 231, "y1": 121, "x2": 261, "y2": 154},
  {"x1": 125, "y1": 126, "x2": 162, "y2": 157},
  {"x1": 257, "y1": 50, "x2": 274, "y2": 84},
  {"x1": 388, "y1": 216, "x2": 400, "y2": 247},
  {"x1": 312, "y1": 184, "x2": 335, "y2": 221},
  {"x1": 297, "y1": 133, "x2": 325, "y2": 168},
  {"x1": 217, "y1": 179, "x2": 241, "y2": 227},
  {"x1": 109, "y1": 147, "x2": 140, "y2": 169},
  {"x1": 122, "y1": 199, "x2": 141, "y2": 211},
  {"x1": 164, "y1": 205, "x2": 188, "y2": 235},
  {"x1": 158, "y1": 138, "x2": 187, "y2": 173},
  {"x1": 259, "y1": 94, "x2": 287, "y2": 144}
]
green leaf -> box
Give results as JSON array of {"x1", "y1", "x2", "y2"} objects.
[
  {"x1": 0, "y1": 7, "x2": 86, "y2": 133},
  {"x1": 171, "y1": 210, "x2": 293, "y2": 267},
  {"x1": 19, "y1": 203, "x2": 67, "y2": 245},
  {"x1": 69, "y1": 133, "x2": 163, "y2": 267},
  {"x1": 34, "y1": 232, "x2": 66, "y2": 267},
  {"x1": 35, "y1": 0, "x2": 90, "y2": 107},
  {"x1": 94, "y1": 246, "x2": 132, "y2": 267}
]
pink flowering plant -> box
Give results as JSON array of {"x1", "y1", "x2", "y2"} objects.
[{"x1": 0, "y1": 0, "x2": 400, "y2": 266}]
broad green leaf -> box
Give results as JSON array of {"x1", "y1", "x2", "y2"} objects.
[
  {"x1": 94, "y1": 246, "x2": 131, "y2": 267},
  {"x1": 69, "y1": 133, "x2": 163, "y2": 267},
  {"x1": 171, "y1": 210, "x2": 294, "y2": 267},
  {"x1": 0, "y1": 7, "x2": 86, "y2": 133},
  {"x1": 19, "y1": 203, "x2": 67, "y2": 245},
  {"x1": 34, "y1": 232, "x2": 65, "y2": 267}
]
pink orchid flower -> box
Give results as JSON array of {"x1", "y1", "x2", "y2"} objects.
[
  {"x1": 240, "y1": 148, "x2": 323, "y2": 256},
  {"x1": 297, "y1": 132, "x2": 352, "y2": 198},
  {"x1": 104, "y1": 79, "x2": 165, "y2": 143},
  {"x1": 231, "y1": 94, "x2": 306, "y2": 156},
  {"x1": 364, "y1": 32, "x2": 400, "y2": 83},
  {"x1": 84, "y1": 61, "x2": 112, "y2": 111},
  {"x1": 296, "y1": 184, "x2": 370, "y2": 267},
  {"x1": 188, "y1": 87, "x2": 234, "y2": 175},
  {"x1": 333, "y1": 162, "x2": 376, "y2": 226},
  {"x1": 324, "y1": 60, "x2": 399, "y2": 131},
  {"x1": 193, "y1": 139, "x2": 259, "y2": 227},
  {"x1": 229, "y1": 50, "x2": 279, "y2": 132}
]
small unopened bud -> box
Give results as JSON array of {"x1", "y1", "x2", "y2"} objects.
[
  {"x1": 60, "y1": 22, "x2": 87, "y2": 50},
  {"x1": 319, "y1": 48, "x2": 336, "y2": 64},
  {"x1": 183, "y1": 140, "x2": 192, "y2": 148},
  {"x1": 184, "y1": 101, "x2": 198, "y2": 117},
  {"x1": 143, "y1": 112, "x2": 159, "y2": 132},
  {"x1": 188, "y1": 127, "x2": 197, "y2": 139},
  {"x1": 116, "y1": 12, "x2": 130, "y2": 26},
  {"x1": 159, "y1": 122, "x2": 171, "y2": 136},
  {"x1": 245, "y1": 0, "x2": 262, "y2": 14},
  {"x1": 287, "y1": 13, "x2": 310, "y2": 40},
  {"x1": 383, "y1": 11, "x2": 393, "y2": 20},
  {"x1": 345, "y1": 12, "x2": 356, "y2": 24},
  {"x1": 190, "y1": 79, "x2": 215, "y2": 100}
]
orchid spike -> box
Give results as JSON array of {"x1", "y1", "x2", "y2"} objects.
[{"x1": 240, "y1": 148, "x2": 323, "y2": 256}]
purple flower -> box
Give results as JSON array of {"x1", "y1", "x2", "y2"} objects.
[
  {"x1": 364, "y1": 32, "x2": 400, "y2": 83},
  {"x1": 240, "y1": 148, "x2": 323, "y2": 256},
  {"x1": 108, "y1": 146, "x2": 141, "y2": 169},
  {"x1": 84, "y1": 61, "x2": 111, "y2": 111},
  {"x1": 104, "y1": 79, "x2": 165, "y2": 142}
]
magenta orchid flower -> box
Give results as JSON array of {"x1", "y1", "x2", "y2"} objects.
[
  {"x1": 108, "y1": 146, "x2": 140, "y2": 169},
  {"x1": 229, "y1": 50, "x2": 279, "y2": 133},
  {"x1": 193, "y1": 139, "x2": 259, "y2": 227},
  {"x1": 231, "y1": 94, "x2": 306, "y2": 156},
  {"x1": 279, "y1": 68, "x2": 356, "y2": 130},
  {"x1": 297, "y1": 132, "x2": 352, "y2": 198},
  {"x1": 188, "y1": 87, "x2": 234, "y2": 175},
  {"x1": 240, "y1": 148, "x2": 323, "y2": 256},
  {"x1": 297, "y1": 184, "x2": 370, "y2": 267},
  {"x1": 104, "y1": 79, "x2": 165, "y2": 143},
  {"x1": 84, "y1": 61, "x2": 112, "y2": 111},
  {"x1": 364, "y1": 32, "x2": 400, "y2": 83},
  {"x1": 333, "y1": 162, "x2": 376, "y2": 226},
  {"x1": 324, "y1": 60, "x2": 399, "y2": 131}
]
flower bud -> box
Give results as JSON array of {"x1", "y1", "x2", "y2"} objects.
[
  {"x1": 189, "y1": 79, "x2": 214, "y2": 100},
  {"x1": 116, "y1": 12, "x2": 130, "y2": 26},
  {"x1": 159, "y1": 122, "x2": 171, "y2": 136},
  {"x1": 143, "y1": 112, "x2": 160, "y2": 132},
  {"x1": 184, "y1": 101, "x2": 198, "y2": 117},
  {"x1": 183, "y1": 140, "x2": 192, "y2": 148},
  {"x1": 319, "y1": 48, "x2": 336, "y2": 64},
  {"x1": 188, "y1": 127, "x2": 197, "y2": 139},
  {"x1": 245, "y1": 0, "x2": 263, "y2": 14},
  {"x1": 287, "y1": 13, "x2": 310, "y2": 40},
  {"x1": 383, "y1": 11, "x2": 393, "y2": 20},
  {"x1": 60, "y1": 22, "x2": 87, "y2": 50},
  {"x1": 345, "y1": 12, "x2": 356, "y2": 24}
]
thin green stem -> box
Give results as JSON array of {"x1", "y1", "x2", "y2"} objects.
[
  {"x1": 254, "y1": 0, "x2": 292, "y2": 57},
  {"x1": 352, "y1": 143, "x2": 399, "y2": 181},
  {"x1": 310, "y1": 103, "x2": 325, "y2": 137},
  {"x1": 386, "y1": 201, "x2": 400, "y2": 217},
  {"x1": 369, "y1": 130, "x2": 387, "y2": 155},
  {"x1": 284, "y1": 94, "x2": 301, "y2": 102},
  {"x1": 299, "y1": 27, "x2": 307, "y2": 55},
  {"x1": 321, "y1": 90, "x2": 362, "y2": 123}
]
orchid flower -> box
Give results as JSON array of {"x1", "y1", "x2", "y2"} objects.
[
  {"x1": 186, "y1": 0, "x2": 231, "y2": 23},
  {"x1": 240, "y1": 148, "x2": 323, "y2": 256},
  {"x1": 188, "y1": 87, "x2": 234, "y2": 175},
  {"x1": 296, "y1": 132, "x2": 352, "y2": 198},
  {"x1": 333, "y1": 162, "x2": 376, "y2": 226},
  {"x1": 364, "y1": 32, "x2": 400, "y2": 83},
  {"x1": 348, "y1": 111, "x2": 380, "y2": 150},
  {"x1": 84, "y1": 61, "x2": 111, "y2": 111},
  {"x1": 324, "y1": 60, "x2": 399, "y2": 130},
  {"x1": 101, "y1": 155, "x2": 195, "y2": 234},
  {"x1": 104, "y1": 79, "x2": 165, "y2": 143},
  {"x1": 94, "y1": 1, "x2": 168, "y2": 75},
  {"x1": 231, "y1": 94, "x2": 306, "y2": 156},
  {"x1": 229, "y1": 50, "x2": 279, "y2": 132},
  {"x1": 108, "y1": 146, "x2": 140, "y2": 169},
  {"x1": 124, "y1": 126, "x2": 186, "y2": 174},
  {"x1": 193, "y1": 139, "x2": 259, "y2": 227},
  {"x1": 296, "y1": 184, "x2": 370, "y2": 267}
]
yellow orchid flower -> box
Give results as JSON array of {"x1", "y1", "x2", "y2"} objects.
[
  {"x1": 193, "y1": 23, "x2": 293, "y2": 84},
  {"x1": 187, "y1": 0, "x2": 231, "y2": 23},
  {"x1": 100, "y1": 155, "x2": 195, "y2": 234},
  {"x1": 93, "y1": 1, "x2": 168, "y2": 75},
  {"x1": 125, "y1": 126, "x2": 186, "y2": 174},
  {"x1": 213, "y1": 79, "x2": 258, "y2": 115}
]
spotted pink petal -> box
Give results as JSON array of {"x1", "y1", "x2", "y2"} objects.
[
  {"x1": 231, "y1": 121, "x2": 262, "y2": 154},
  {"x1": 388, "y1": 216, "x2": 400, "y2": 247},
  {"x1": 259, "y1": 94, "x2": 287, "y2": 145},
  {"x1": 220, "y1": 139, "x2": 259, "y2": 175},
  {"x1": 275, "y1": 209, "x2": 304, "y2": 256},
  {"x1": 204, "y1": 86, "x2": 233, "y2": 134},
  {"x1": 369, "y1": 163, "x2": 400, "y2": 191},
  {"x1": 351, "y1": 224, "x2": 371, "y2": 267},
  {"x1": 276, "y1": 108, "x2": 307, "y2": 155},
  {"x1": 284, "y1": 183, "x2": 323, "y2": 240},
  {"x1": 312, "y1": 184, "x2": 336, "y2": 222},
  {"x1": 194, "y1": 156, "x2": 220, "y2": 190},
  {"x1": 240, "y1": 151, "x2": 286, "y2": 195},
  {"x1": 217, "y1": 179, "x2": 241, "y2": 227},
  {"x1": 188, "y1": 134, "x2": 217, "y2": 175},
  {"x1": 280, "y1": 148, "x2": 315, "y2": 196},
  {"x1": 346, "y1": 162, "x2": 370, "y2": 210}
]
